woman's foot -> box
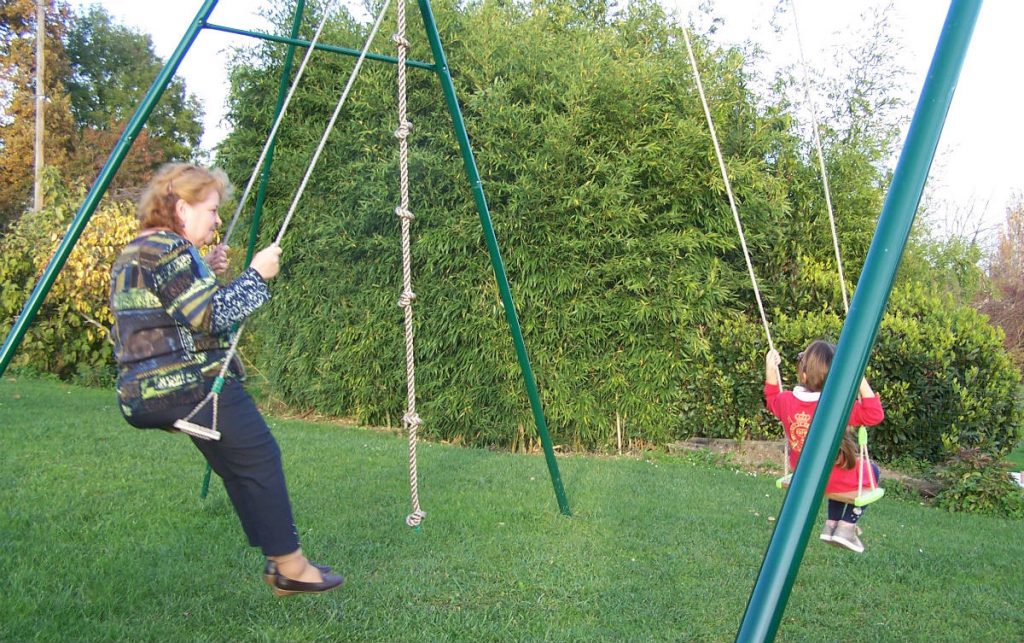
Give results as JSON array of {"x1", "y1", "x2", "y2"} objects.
[
  {"x1": 263, "y1": 559, "x2": 332, "y2": 586},
  {"x1": 275, "y1": 556, "x2": 324, "y2": 583},
  {"x1": 266, "y1": 550, "x2": 344, "y2": 596},
  {"x1": 270, "y1": 563, "x2": 344, "y2": 597}
]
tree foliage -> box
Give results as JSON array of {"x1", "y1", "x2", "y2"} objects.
[
  {"x1": 0, "y1": 0, "x2": 76, "y2": 228},
  {"x1": 0, "y1": 1, "x2": 204, "y2": 224},
  {"x1": 64, "y1": 4, "x2": 204, "y2": 189},
  {"x1": 0, "y1": 167, "x2": 136, "y2": 383},
  {"x1": 209, "y1": 0, "x2": 1020, "y2": 457},
  {"x1": 978, "y1": 197, "x2": 1024, "y2": 368}
]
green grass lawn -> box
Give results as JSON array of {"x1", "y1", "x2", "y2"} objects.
[
  {"x1": 1, "y1": 376, "x2": 1021, "y2": 642},
  {"x1": 1006, "y1": 442, "x2": 1024, "y2": 470}
]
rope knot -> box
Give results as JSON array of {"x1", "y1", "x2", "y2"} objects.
[
  {"x1": 397, "y1": 290, "x2": 417, "y2": 308},
  {"x1": 402, "y1": 412, "x2": 422, "y2": 428},
  {"x1": 392, "y1": 33, "x2": 411, "y2": 48},
  {"x1": 394, "y1": 120, "x2": 413, "y2": 140},
  {"x1": 405, "y1": 509, "x2": 426, "y2": 527},
  {"x1": 394, "y1": 206, "x2": 415, "y2": 221}
]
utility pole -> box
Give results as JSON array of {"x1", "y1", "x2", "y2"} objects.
[{"x1": 33, "y1": 0, "x2": 45, "y2": 211}]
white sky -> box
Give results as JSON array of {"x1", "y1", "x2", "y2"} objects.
[{"x1": 66, "y1": 0, "x2": 1022, "y2": 236}]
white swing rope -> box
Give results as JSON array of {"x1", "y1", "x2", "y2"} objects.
[
  {"x1": 790, "y1": 0, "x2": 879, "y2": 501},
  {"x1": 790, "y1": 0, "x2": 849, "y2": 312},
  {"x1": 684, "y1": 23, "x2": 878, "y2": 500},
  {"x1": 683, "y1": 26, "x2": 793, "y2": 480},
  {"x1": 681, "y1": 22, "x2": 811, "y2": 475},
  {"x1": 221, "y1": 3, "x2": 337, "y2": 245},
  {"x1": 682, "y1": 28, "x2": 776, "y2": 356},
  {"x1": 175, "y1": 0, "x2": 393, "y2": 440},
  {"x1": 393, "y1": 0, "x2": 426, "y2": 529},
  {"x1": 683, "y1": 25, "x2": 793, "y2": 480}
]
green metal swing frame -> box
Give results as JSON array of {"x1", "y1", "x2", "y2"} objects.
[
  {"x1": 0, "y1": 0, "x2": 570, "y2": 517},
  {"x1": 0, "y1": 0, "x2": 982, "y2": 640}
]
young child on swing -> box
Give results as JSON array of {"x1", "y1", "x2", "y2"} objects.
[{"x1": 764, "y1": 339, "x2": 885, "y2": 553}]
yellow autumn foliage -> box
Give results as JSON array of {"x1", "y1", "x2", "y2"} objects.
[
  {"x1": 41, "y1": 198, "x2": 138, "y2": 338},
  {"x1": 0, "y1": 169, "x2": 138, "y2": 382}
]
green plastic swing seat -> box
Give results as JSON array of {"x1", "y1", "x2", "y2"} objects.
[{"x1": 775, "y1": 473, "x2": 885, "y2": 507}]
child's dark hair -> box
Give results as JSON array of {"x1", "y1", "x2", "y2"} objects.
[
  {"x1": 799, "y1": 339, "x2": 857, "y2": 469},
  {"x1": 835, "y1": 429, "x2": 858, "y2": 470},
  {"x1": 797, "y1": 340, "x2": 835, "y2": 392}
]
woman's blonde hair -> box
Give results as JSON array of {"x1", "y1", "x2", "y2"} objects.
[
  {"x1": 136, "y1": 163, "x2": 231, "y2": 233},
  {"x1": 798, "y1": 339, "x2": 857, "y2": 470}
]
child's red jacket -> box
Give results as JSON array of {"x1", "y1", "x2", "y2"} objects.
[{"x1": 764, "y1": 383, "x2": 885, "y2": 494}]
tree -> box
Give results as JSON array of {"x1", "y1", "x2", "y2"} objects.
[
  {"x1": 64, "y1": 5, "x2": 204, "y2": 197},
  {"x1": 0, "y1": 166, "x2": 137, "y2": 382},
  {"x1": 0, "y1": 2, "x2": 206, "y2": 223},
  {"x1": 978, "y1": 196, "x2": 1024, "y2": 368},
  {"x1": 0, "y1": 0, "x2": 76, "y2": 228}
]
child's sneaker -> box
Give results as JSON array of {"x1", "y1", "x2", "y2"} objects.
[
  {"x1": 819, "y1": 520, "x2": 837, "y2": 543},
  {"x1": 831, "y1": 521, "x2": 864, "y2": 553}
]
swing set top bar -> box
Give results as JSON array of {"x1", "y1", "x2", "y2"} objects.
[{"x1": 203, "y1": 22, "x2": 437, "y2": 71}]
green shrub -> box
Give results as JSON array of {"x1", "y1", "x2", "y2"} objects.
[
  {"x1": 871, "y1": 283, "x2": 1023, "y2": 462},
  {"x1": 0, "y1": 169, "x2": 136, "y2": 384},
  {"x1": 934, "y1": 448, "x2": 1024, "y2": 518}
]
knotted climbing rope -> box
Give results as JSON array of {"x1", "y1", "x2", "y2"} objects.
[{"x1": 394, "y1": 0, "x2": 426, "y2": 528}]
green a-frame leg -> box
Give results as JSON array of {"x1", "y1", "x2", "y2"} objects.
[
  {"x1": 736, "y1": 1, "x2": 981, "y2": 640},
  {"x1": 0, "y1": 0, "x2": 571, "y2": 517}
]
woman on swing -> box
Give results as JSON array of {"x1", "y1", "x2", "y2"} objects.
[
  {"x1": 109, "y1": 163, "x2": 343, "y2": 595},
  {"x1": 764, "y1": 339, "x2": 885, "y2": 553}
]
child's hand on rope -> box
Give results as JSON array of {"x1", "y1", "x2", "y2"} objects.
[
  {"x1": 205, "y1": 244, "x2": 230, "y2": 276},
  {"x1": 859, "y1": 377, "x2": 876, "y2": 399},
  {"x1": 765, "y1": 349, "x2": 781, "y2": 386},
  {"x1": 251, "y1": 244, "x2": 282, "y2": 281}
]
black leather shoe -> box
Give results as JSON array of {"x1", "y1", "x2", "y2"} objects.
[
  {"x1": 263, "y1": 560, "x2": 332, "y2": 586},
  {"x1": 271, "y1": 569, "x2": 345, "y2": 597}
]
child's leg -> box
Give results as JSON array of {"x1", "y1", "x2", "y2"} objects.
[
  {"x1": 829, "y1": 499, "x2": 863, "y2": 525},
  {"x1": 827, "y1": 500, "x2": 846, "y2": 522}
]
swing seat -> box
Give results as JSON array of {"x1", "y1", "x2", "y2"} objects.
[
  {"x1": 173, "y1": 419, "x2": 221, "y2": 441},
  {"x1": 775, "y1": 474, "x2": 885, "y2": 507}
]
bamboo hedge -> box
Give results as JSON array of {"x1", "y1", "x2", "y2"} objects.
[{"x1": 203, "y1": 0, "x2": 1022, "y2": 459}]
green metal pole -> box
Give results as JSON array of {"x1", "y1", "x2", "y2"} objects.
[
  {"x1": 0, "y1": 0, "x2": 221, "y2": 376},
  {"x1": 416, "y1": 0, "x2": 571, "y2": 516},
  {"x1": 202, "y1": 0, "x2": 309, "y2": 500},
  {"x1": 245, "y1": 0, "x2": 308, "y2": 264},
  {"x1": 736, "y1": 2, "x2": 982, "y2": 641},
  {"x1": 203, "y1": 22, "x2": 435, "y2": 71}
]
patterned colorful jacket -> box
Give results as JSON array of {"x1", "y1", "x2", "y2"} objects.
[{"x1": 110, "y1": 230, "x2": 270, "y2": 419}]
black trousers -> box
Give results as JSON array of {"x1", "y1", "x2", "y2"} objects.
[{"x1": 123, "y1": 379, "x2": 300, "y2": 556}]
